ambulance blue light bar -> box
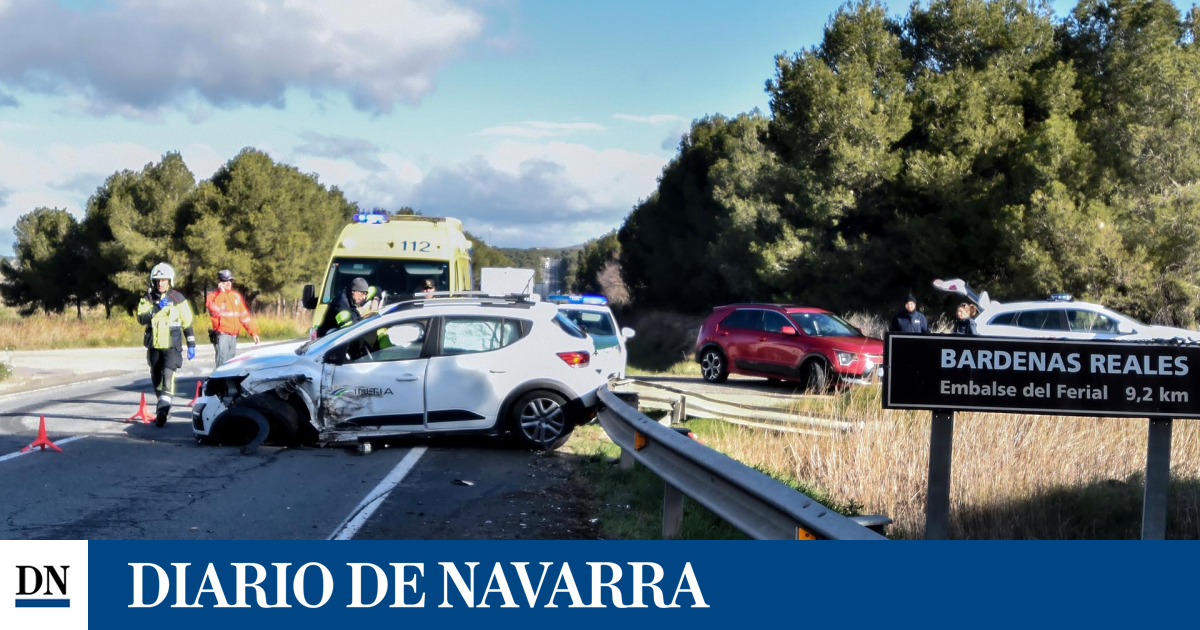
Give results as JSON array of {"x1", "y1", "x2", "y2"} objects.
[
  {"x1": 548, "y1": 294, "x2": 608, "y2": 305},
  {"x1": 354, "y1": 213, "x2": 389, "y2": 224}
]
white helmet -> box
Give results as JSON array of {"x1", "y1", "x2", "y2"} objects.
[{"x1": 150, "y1": 262, "x2": 175, "y2": 284}]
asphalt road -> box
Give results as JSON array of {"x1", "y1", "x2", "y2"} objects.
[{"x1": 0, "y1": 365, "x2": 594, "y2": 540}]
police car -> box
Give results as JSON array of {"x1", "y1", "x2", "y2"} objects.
[
  {"x1": 547, "y1": 295, "x2": 635, "y2": 380},
  {"x1": 192, "y1": 293, "x2": 605, "y2": 451},
  {"x1": 934, "y1": 278, "x2": 1200, "y2": 342}
]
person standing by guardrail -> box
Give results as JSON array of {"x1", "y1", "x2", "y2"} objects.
[
  {"x1": 135, "y1": 263, "x2": 197, "y2": 427},
  {"x1": 205, "y1": 269, "x2": 260, "y2": 367},
  {"x1": 889, "y1": 292, "x2": 930, "y2": 333}
]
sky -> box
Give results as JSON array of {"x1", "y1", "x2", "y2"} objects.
[{"x1": 0, "y1": 0, "x2": 1184, "y2": 251}]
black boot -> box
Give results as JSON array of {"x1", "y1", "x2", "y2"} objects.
[{"x1": 155, "y1": 404, "x2": 170, "y2": 427}]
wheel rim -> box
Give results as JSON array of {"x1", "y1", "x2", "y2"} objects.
[
  {"x1": 701, "y1": 352, "x2": 722, "y2": 380},
  {"x1": 519, "y1": 397, "x2": 565, "y2": 445}
]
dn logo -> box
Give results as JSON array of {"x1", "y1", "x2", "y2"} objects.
[{"x1": 14, "y1": 565, "x2": 70, "y2": 608}]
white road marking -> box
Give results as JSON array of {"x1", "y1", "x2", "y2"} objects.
[
  {"x1": 328, "y1": 446, "x2": 428, "y2": 540},
  {"x1": 0, "y1": 436, "x2": 87, "y2": 463}
]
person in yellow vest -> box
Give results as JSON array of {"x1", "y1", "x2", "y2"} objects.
[{"x1": 135, "y1": 263, "x2": 197, "y2": 427}]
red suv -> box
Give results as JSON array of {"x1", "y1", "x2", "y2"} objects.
[{"x1": 695, "y1": 304, "x2": 883, "y2": 389}]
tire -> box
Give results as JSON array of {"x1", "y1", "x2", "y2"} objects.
[
  {"x1": 509, "y1": 391, "x2": 573, "y2": 451},
  {"x1": 803, "y1": 360, "x2": 830, "y2": 394},
  {"x1": 235, "y1": 394, "x2": 301, "y2": 445},
  {"x1": 699, "y1": 348, "x2": 729, "y2": 383}
]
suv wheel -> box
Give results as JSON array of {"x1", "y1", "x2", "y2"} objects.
[
  {"x1": 700, "y1": 348, "x2": 729, "y2": 383},
  {"x1": 511, "y1": 391, "x2": 573, "y2": 450},
  {"x1": 803, "y1": 360, "x2": 830, "y2": 393}
]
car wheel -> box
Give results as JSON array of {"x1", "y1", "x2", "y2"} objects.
[
  {"x1": 510, "y1": 391, "x2": 573, "y2": 450},
  {"x1": 235, "y1": 394, "x2": 301, "y2": 445},
  {"x1": 804, "y1": 360, "x2": 830, "y2": 394},
  {"x1": 700, "y1": 348, "x2": 729, "y2": 383}
]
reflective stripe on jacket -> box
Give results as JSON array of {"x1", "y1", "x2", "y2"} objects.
[
  {"x1": 206, "y1": 289, "x2": 259, "y2": 337},
  {"x1": 136, "y1": 289, "x2": 197, "y2": 350}
]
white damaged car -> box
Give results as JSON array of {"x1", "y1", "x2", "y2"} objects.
[{"x1": 191, "y1": 294, "x2": 605, "y2": 451}]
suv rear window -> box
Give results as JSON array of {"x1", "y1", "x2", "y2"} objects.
[
  {"x1": 553, "y1": 313, "x2": 587, "y2": 339},
  {"x1": 1016, "y1": 310, "x2": 1067, "y2": 331},
  {"x1": 721, "y1": 309, "x2": 763, "y2": 331}
]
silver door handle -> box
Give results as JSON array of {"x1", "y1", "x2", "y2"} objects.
[
  {"x1": 489, "y1": 369, "x2": 507, "y2": 374},
  {"x1": 396, "y1": 375, "x2": 419, "y2": 382}
]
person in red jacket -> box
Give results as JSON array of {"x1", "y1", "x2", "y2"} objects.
[{"x1": 206, "y1": 269, "x2": 260, "y2": 367}]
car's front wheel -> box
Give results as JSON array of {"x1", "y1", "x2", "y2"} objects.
[
  {"x1": 510, "y1": 391, "x2": 573, "y2": 450},
  {"x1": 700, "y1": 348, "x2": 729, "y2": 383}
]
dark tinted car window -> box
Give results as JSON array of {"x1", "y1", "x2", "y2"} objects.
[
  {"x1": 553, "y1": 313, "x2": 587, "y2": 339},
  {"x1": 988, "y1": 312, "x2": 1016, "y2": 326},
  {"x1": 762, "y1": 311, "x2": 794, "y2": 334},
  {"x1": 1016, "y1": 310, "x2": 1067, "y2": 331},
  {"x1": 721, "y1": 309, "x2": 763, "y2": 331}
]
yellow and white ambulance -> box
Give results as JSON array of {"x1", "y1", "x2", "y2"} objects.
[{"x1": 302, "y1": 212, "x2": 474, "y2": 337}]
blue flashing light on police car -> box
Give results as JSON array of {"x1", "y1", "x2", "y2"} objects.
[
  {"x1": 547, "y1": 294, "x2": 608, "y2": 306},
  {"x1": 1048, "y1": 293, "x2": 1074, "y2": 302}
]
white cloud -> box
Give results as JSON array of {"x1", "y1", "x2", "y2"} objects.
[
  {"x1": 614, "y1": 114, "x2": 688, "y2": 125},
  {"x1": 0, "y1": 0, "x2": 487, "y2": 116},
  {"x1": 477, "y1": 121, "x2": 605, "y2": 140},
  {"x1": 0, "y1": 140, "x2": 219, "y2": 252},
  {"x1": 405, "y1": 140, "x2": 665, "y2": 246}
]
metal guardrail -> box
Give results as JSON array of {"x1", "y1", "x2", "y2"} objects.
[
  {"x1": 596, "y1": 383, "x2": 888, "y2": 540},
  {"x1": 614, "y1": 379, "x2": 859, "y2": 436}
]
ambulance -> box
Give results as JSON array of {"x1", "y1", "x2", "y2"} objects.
[{"x1": 302, "y1": 212, "x2": 474, "y2": 337}]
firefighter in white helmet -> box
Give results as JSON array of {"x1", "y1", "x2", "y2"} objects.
[{"x1": 135, "y1": 263, "x2": 197, "y2": 427}]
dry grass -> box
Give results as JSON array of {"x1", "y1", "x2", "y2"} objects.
[
  {"x1": 694, "y1": 386, "x2": 1200, "y2": 539},
  {"x1": 0, "y1": 307, "x2": 308, "y2": 350}
]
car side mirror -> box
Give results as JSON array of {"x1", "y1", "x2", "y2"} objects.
[
  {"x1": 621, "y1": 327, "x2": 636, "y2": 339},
  {"x1": 323, "y1": 349, "x2": 345, "y2": 366},
  {"x1": 781, "y1": 326, "x2": 798, "y2": 336},
  {"x1": 301, "y1": 284, "x2": 317, "y2": 310},
  {"x1": 1118, "y1": 322, "x2": 1135, "y2": 335}
]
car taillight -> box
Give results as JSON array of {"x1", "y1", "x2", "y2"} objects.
[{"x1": 557, "y1": 351, "x2": 590, "y2": 367}]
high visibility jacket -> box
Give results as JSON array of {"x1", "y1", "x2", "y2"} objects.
[
  {"x1": 315, "y1": 285, "x2": 377, "y2": 338},
  {"x1": 136, "y1": 289, "x2": 197, "y2": 351},
  {"x1": 206, "y1": 289, "x2": 259, "y2": 337}
]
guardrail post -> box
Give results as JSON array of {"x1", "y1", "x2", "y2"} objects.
[
  {"x1": 1141, "y1": 418, "x2": 1174, "y2": 540},
  {"x1": 924, "y1": 410, "x2": 955, "y2": 540},
  {"x1": 663, "y1": 483, "x2": 684, "y2": 540},
  {"x1": 619, "y1": 448, "x2": 634, "y2": 470}
]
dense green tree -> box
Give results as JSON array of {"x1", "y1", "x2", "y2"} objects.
[
  {"x1": 82, "y1": 152, "x2": 196, "y2": 310},
  {"x1": 1, "y1": 208, "x2": 86, "y2": 316},
  {"x1": 178, "y1": 149, "x2": 355, "y2": 305}
]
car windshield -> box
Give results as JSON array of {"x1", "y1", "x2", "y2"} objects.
[
  {"x1": 296, "y1": 312, "x2": 382, "y2": 355},
  {"x1": 789, "y1": 312, "x2": 860, "y2": 337},
  {"x1": 322, "y1": 258, "x2": 449, "y2": 304}
]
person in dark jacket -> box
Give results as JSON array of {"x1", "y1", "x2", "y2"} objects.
[
  {"x1": 890, "y1": 293, "x2": 930, "y2": 333},
  {"x1": 316, "y1": 277, "x2": 376, "y2": 337},
  {"x1": 953, "y1": 303, "x2": 978, "y2": 335}
]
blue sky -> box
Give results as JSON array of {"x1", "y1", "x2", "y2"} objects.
[{"x1": 0, "y1": 0, "x2": 1186, "y2": 250}]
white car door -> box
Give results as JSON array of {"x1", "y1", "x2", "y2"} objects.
[
  {"x1": 423, "y1": 316, "x2": 527, "y2": 431},
  {"x1": 320, "y1": 319, "x2": 430, "y2": 431}
]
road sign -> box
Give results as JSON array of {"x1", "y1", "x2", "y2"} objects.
[{"x1": 884, "y1": 334, "x2": 1200, "y2": 418}]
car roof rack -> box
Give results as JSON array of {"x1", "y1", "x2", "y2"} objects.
[{"x1": 380, "y1": 291, "x2": 542, "y2": 313}]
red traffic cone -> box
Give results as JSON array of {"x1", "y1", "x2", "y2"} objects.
[
  {"x1": 187, "y1": 380, "x2": 203, "y2": 407},
  {"x1": 126, "y1": 393, "x2": 153, "y2": 424},
  {"x1": 21, "y1": 416, "x2": 62, "y2": 453}
]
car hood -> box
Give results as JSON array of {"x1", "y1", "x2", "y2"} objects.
[
  {"x1": 210, "y1": 341, "x2": 307, "y2": 377},
  {"x1": 831, "y1": 336, "x2": 884, "y2": 354}
]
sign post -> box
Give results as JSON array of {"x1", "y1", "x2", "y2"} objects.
[
  {"x1": 884, "y1": 334, "x2": 1198, "y2": 540},
  {"x1": 925, "y1": 410, "x2": 954, "y2": 540}
]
